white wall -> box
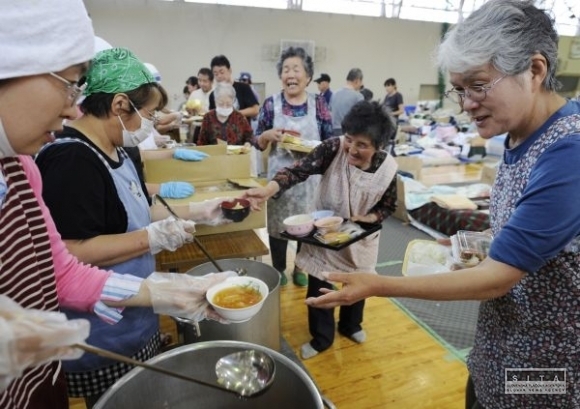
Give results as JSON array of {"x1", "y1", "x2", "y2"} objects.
[{"x1": 85, "y1": 0, "x2": 443, "y2": 109}]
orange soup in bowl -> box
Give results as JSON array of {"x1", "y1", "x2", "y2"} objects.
[{"x1": 212, "y1": 285, "x2": 263, "y2": 309}]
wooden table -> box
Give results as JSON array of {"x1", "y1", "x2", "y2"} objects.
[{"x1": 155, "y1": 229, "x2": 269, "y2": 272}]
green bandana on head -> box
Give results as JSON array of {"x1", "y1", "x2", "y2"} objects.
[{"x1": 84, "y1": 47, "x2": 155, "y2": 96}]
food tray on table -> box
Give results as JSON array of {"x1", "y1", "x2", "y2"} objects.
[{"x1": 280, "y1": 221, "x2": 382, "y2": 251}]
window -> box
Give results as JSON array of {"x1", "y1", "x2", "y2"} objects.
[{"x1": 160, "y1": 0, "x2": 580, "y2": 35}]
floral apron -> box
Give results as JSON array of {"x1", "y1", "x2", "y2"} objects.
[
  {"x1": 267, "y1": 92, "x2": 321, "y2": 238},
  {"x1": 468, "y1": 114, "x2": 580, "y2": 409}
]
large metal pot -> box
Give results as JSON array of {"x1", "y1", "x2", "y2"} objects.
[
  {"x1": 93, "y1": 341, "x2": 334, "y2": 409},
  {"x1": 176, "y1": 259, "x2": 281, "y2": 351}
]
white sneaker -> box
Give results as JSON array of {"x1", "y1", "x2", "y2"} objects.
[
  {"x1": 349, "y1": 330, "x2": 367, "y2": 344},
  {"x1": 300, "y1": 343, "x2": 319, "y2": 359}
]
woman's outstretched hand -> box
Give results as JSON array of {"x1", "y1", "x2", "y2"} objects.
[{"x1": 305, "y1": 271, "x2": 382, "y2": 309}]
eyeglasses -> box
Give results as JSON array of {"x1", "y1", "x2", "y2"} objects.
[
  {"x1": 129, "y1": 100, "x2": 159, "y2": 126},
  {"x1": 444, "y1": 75, "x2": 507, "y2": 104},
  {"x1": 48, "y1": 72, "x2": 85, "y2": 106},
  {"x1": 143, "y1": 108, "x2": 160, "y2": 126}
]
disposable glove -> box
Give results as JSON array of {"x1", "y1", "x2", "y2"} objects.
[
  {"x1": 173, "y1": 148, "x2": 209, "y2": 162},
  {"x1": 146, "y1": 216, "x2": 196, "y2": 254},
  {"x1": 154, "y1": 133, "x2": 171, "y2": 147},
  {"x1": 144, "y1": 271, "x2": 238, "y2": 322},
  {"x1": 0, "y1": 295, "x2": 90, "y2": 393},
  {"x1": 159, "y1": 182, "x2": 195, "y2": 199},
  {"x1": 189, "y1": 198, "x2": 233, "y2": 226}
]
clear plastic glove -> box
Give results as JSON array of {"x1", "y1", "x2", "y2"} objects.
[
  {"x1": 0, "y1": 295, "x2": 90, "y2": 393},
  {"x1": 159, "y1": 182, "x2": 195, "y2": 199},
  {"x1": 146, "y1": 217, "x2": 196, "y2": 254},
  {"x1": 154, "y1": 133, "x2": 171, "y2": 147},
  {"x1": 189, "y1": 198, "x2": 233, "y2": 226},
  {"x1": 145, "y1": 271, "x2": 238, "y2": 322},
  {"x1": 173, "y1": 148, "x2": 209, "y2": 162}
]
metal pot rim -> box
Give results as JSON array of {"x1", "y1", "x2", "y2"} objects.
[{"x1": 94, "y1": 340, "x2": 324, "y2": 409}]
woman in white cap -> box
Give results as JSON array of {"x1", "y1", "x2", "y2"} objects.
[{"x1": 0, "y1": 2, "x2": 234, "y2": 408}]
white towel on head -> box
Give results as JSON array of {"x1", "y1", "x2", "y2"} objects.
[{"x1": 0, "y1": 0, "x2": 94, "y2": 80}]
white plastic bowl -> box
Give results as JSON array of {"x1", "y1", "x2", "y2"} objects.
[
  {"x1": 283, "y1": 214, "x2": 314, "y2": 237},
  {"x1": 206, "y1": 276, "x2": 269, "y2": 323},
  {"x1": 311, "y1": 210, "x2": 334, "y2": 221},
  {"x1": 314, "y1": 216, "x2": 344, "y2": 235}
]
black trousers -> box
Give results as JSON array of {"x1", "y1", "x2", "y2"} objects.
[
  {"x1": 269, "y1": 235, "x2": 301, "y2": 273},
  {"x1": 466, "y1": 375, "x2": 486, "y2": 409},
  {"x1": 306, "y1": 274, "x2": 365, "y2": 352}
]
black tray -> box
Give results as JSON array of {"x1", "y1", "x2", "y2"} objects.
[{"x1": 280, "y1": 221, "x2": 382, "y2": 251}]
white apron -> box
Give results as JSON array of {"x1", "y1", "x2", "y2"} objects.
[
  {"x1": 296, "y1": 136, "x2": 398, "y2": 280},
  {"x1": 267, "y1": 92, "x2": 321, "y2": 237}
]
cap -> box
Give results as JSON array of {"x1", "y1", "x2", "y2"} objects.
[
  {"x1": 314, "y1": 73, "x2": 331, "y2": 83},
  {"x1": 238, "y1": 71, "x2": 252, "y2": 81}
]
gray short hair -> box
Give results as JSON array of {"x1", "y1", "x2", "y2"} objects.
[
  {"x1": 346, "y1": 68, "x2": 363, "y2": 82},
  {"x1": 437, "y1": 0, "x2": 559, "y2": 91},
  {"x1": 276, "y1": 47, "x2": 314, "y2": 79},
  {"x1": 214, "y1": 82, "x2": 236, "y2": 102}
]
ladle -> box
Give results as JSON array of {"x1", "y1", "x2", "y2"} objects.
[
  {"x1": 154, "y1": 194, "x2": 246, "y2": 275},
  {"x1": 74, "y1": 343, "x2": 275, "y2": 397}
]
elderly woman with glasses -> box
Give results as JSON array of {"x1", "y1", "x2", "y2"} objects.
[
  {"x1": 196, "y1": 82, "x2": 254, "y2": 147},
  {"x1": 306, "y1": 1, "x2": 580, "y2": 408},
  {"x1": 34, "y1": 47, "x2": 231, "y2": 407}
]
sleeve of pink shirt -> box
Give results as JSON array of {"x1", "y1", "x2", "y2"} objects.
[{"x1": 21, "y1": 156, "x2": 142, "y2": 323}]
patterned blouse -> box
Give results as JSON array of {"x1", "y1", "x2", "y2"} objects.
[
  {"x1": 255, "y1": 92, "x2": 333, "y2": 141},
  {"x1": 196, "y1": 109, "x2": 254, "y2": 146},
  {"x1": 273, "y1": 137, "x2": 397, "y2": 222}
]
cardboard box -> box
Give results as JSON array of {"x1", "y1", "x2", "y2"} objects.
[
  {"x1": 394, "y1": 156, "x2": 423, "y2": 180},
  {"x1": 392, "y1": 175, "x2": 410, "y2": 223},
  {"x1": 143, "y1": 146, "x2": 266, "y2": 236}
]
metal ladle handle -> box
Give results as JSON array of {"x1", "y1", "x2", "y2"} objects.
[
  {"x1": 73, "y1": 343, "x2": 233, "y2": 394},
  {"x1": 193, "y1": 236, "x2": 225, "y2": 272}
]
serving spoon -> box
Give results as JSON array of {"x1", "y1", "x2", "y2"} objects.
[
  {"x1": 154, "y1": 194, "x2": 246, "y2": 276},
  {"x1": 74, "y1": 343, "x2": 275, "y2": 397}
]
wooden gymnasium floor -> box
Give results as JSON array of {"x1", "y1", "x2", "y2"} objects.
[{"x1": 69, "y1": 162, "x2": 485, "y2": 409}]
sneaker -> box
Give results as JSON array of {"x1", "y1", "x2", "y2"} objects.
[
  {"x1": 292, "y1": 268, "x2": 308, "y2": 287},
  {"x1": 348, "y1": 330, "x2": 367, "y2": 344},
  {"x1": 279, "y1": 273, "x2": 288, "y2": 287},
  {"x1": 300, "y1": 343, "x2": 319, "y2": 360}
]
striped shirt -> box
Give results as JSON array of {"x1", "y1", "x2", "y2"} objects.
[{"x1": 0, "y1": 157, "x2": 143, "y2": 408}]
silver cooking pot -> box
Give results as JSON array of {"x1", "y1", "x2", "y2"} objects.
[
  {"x1": 175, "y1": 259, "x2": 281, "y2": 351},
  {"x1": 93, "y1": 341, "x2": 335, "y2": 409}
]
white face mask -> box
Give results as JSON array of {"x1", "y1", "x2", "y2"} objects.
[
  {"x1": 118, "y1": 108, "x2": 155, "y2": 147},
  {"x1": 216, "y1": 106, "x2": 233, "y2": 118},
  {"x1": 0, "y1": 118, "x2": 17, "y2": 159}
]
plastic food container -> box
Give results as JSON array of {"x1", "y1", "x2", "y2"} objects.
[
  {"x1": 450, "y1": 230, "x2": 492, "y2": 267},
  {"x1": 402, "y1": 239, "x2": 452, "y2": 276}
]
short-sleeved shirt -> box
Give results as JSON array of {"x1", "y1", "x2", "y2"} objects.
[
  {"x1": 382, "y1": 91, "x2": 404, "y2": 119},
  {"x1": 35, "y1": 127, "x2": 144, "y2": 238},
  {"x1": 330, "y1": 87, "x2": 364, "y2": 131}
]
